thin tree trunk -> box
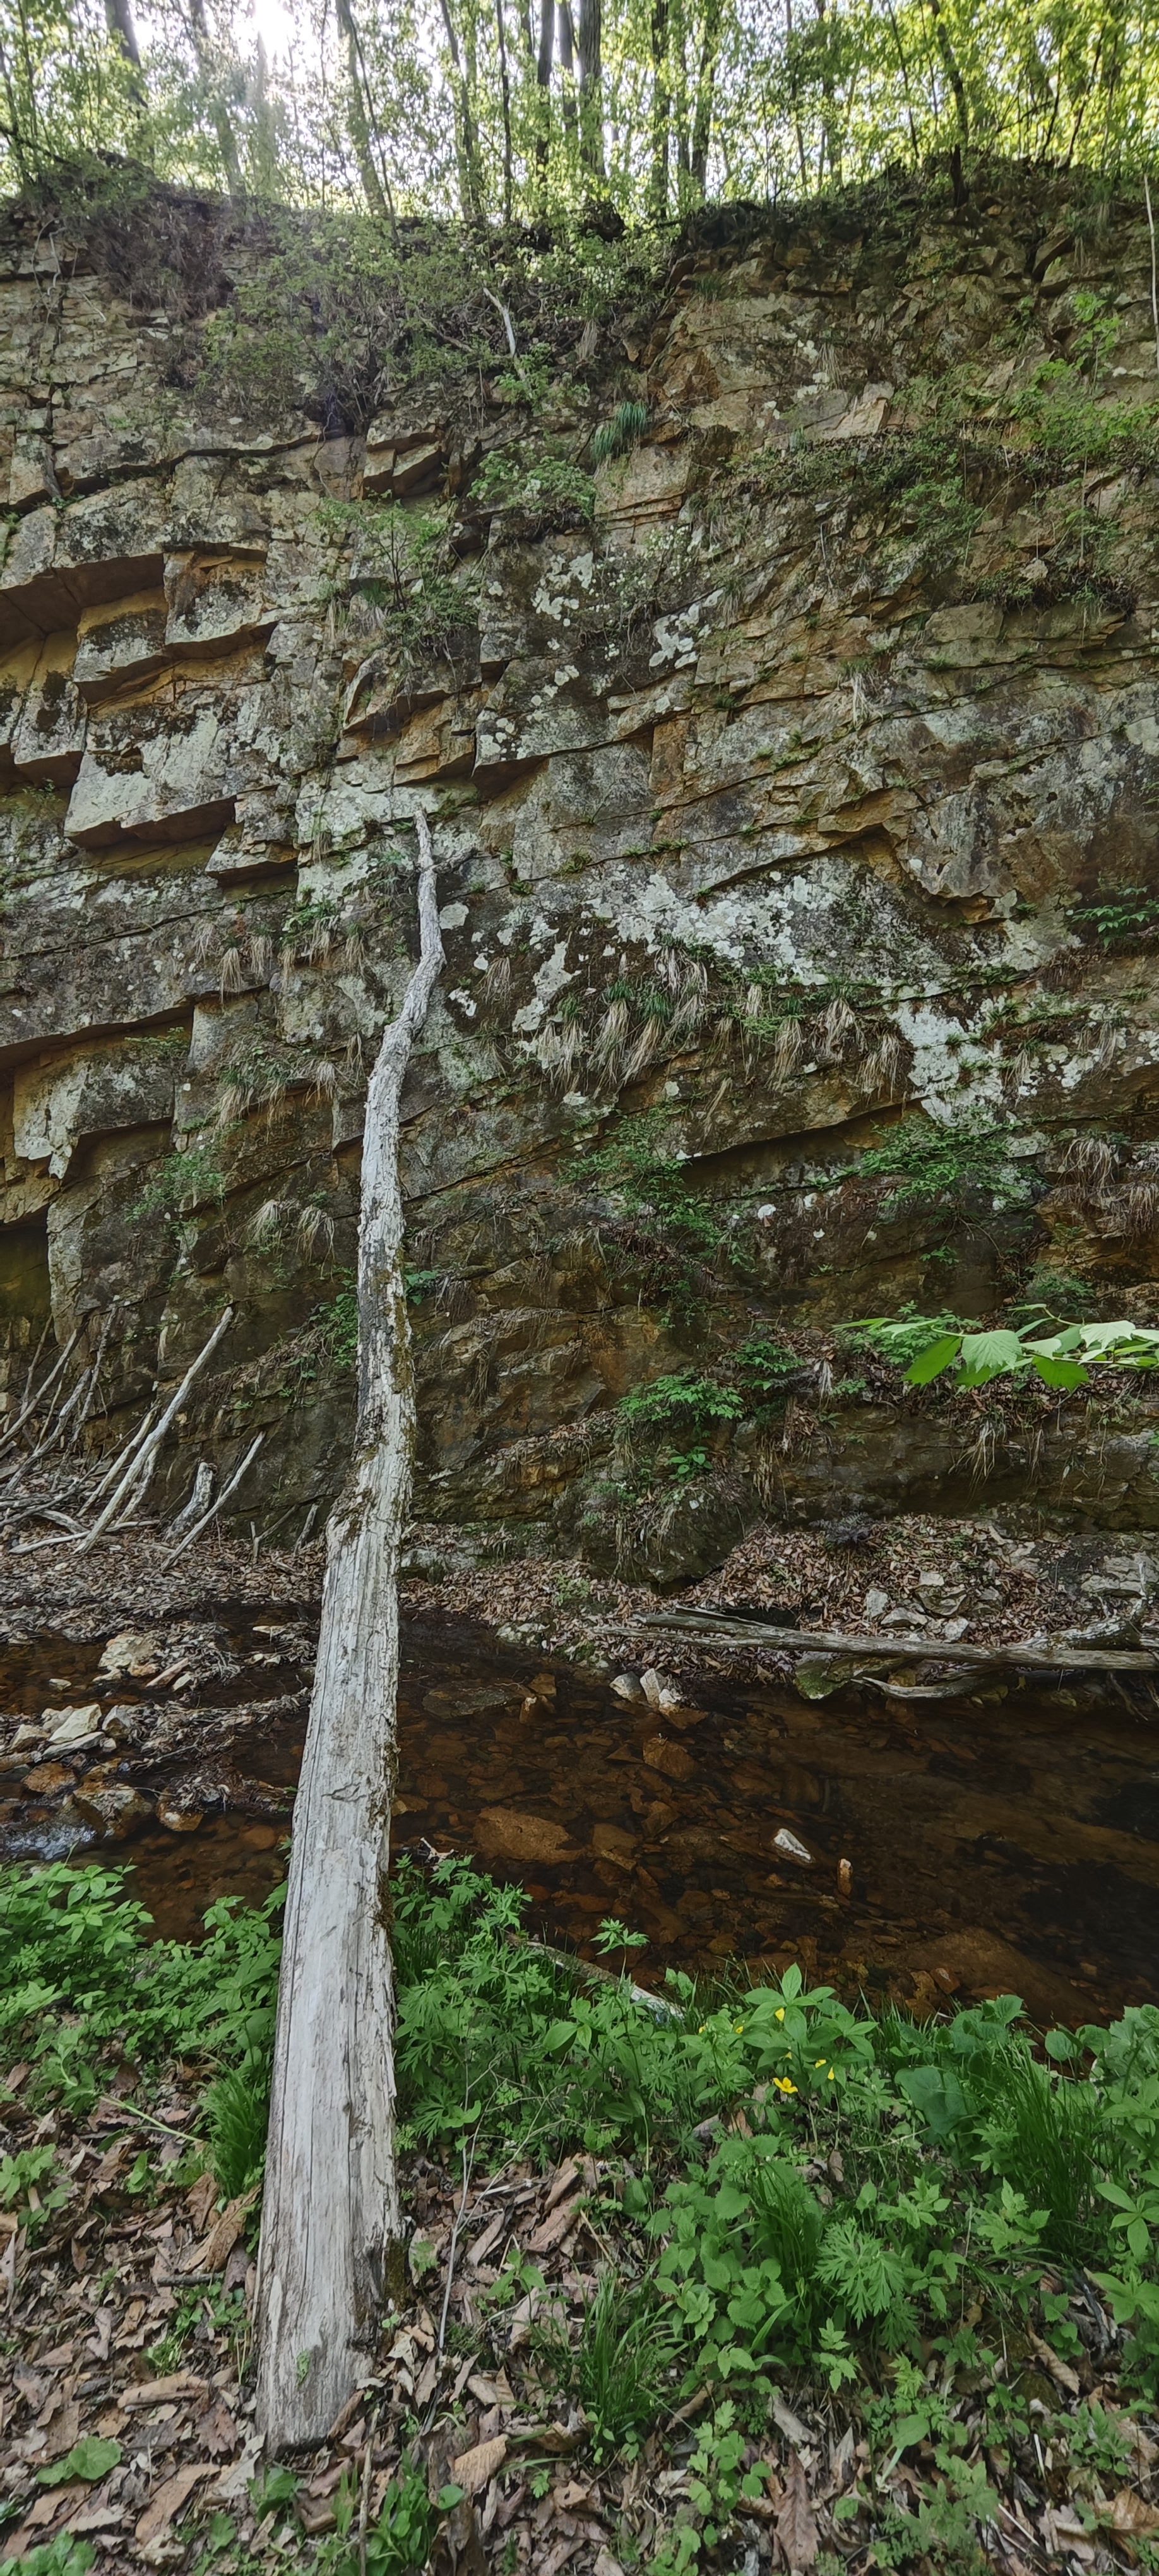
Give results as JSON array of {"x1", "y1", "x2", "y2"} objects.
[
  {"x1": 335, "y1": 0, "x2": 396, "y2": 234},
  {"x1": 104, "y1": 0, "x2": 141, "y2": 68},
  {"x1": 439, "y1": 0, "x2": 485, "y2": 221},
  {"x1": 557, "y1": 0, "x2": 578, "y2": 140},
  {"x1": 689, "y1": 0, "x2": 722, "y2": 191},
  {"x1": 577, "y1": 0, "x2": 603, "y2": 176},
  {"x1": 186, "y1": 0, "x2": 243, "y2": 194},
  {"x1": 925, "y1": 0, "x2": 969, "y2": 145},
  {"x1": 255, "y1": 817, "x2": 444, "y2": 2452},
  {"x1": 535, "y1": 0, "x2": 555, "y2": 203},
  {"x1": 649, "y1": 0, "x2": 670, "y2": 218},
  {"x1": 496, "y1": 0, "x2": 514, "y2": 220}
]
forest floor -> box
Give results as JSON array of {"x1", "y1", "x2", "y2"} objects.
[{"x1": 1, "y1": 1510, "x2": 1158, "y2": 2575}]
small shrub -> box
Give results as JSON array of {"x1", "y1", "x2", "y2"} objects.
[{"x1": 619, "y1": 1370, "x2": 742, "y2": 1432}]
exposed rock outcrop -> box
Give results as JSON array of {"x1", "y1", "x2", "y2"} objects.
[{"x1": 1, "y1": 173, "x2": 1157, "y2": 1568}]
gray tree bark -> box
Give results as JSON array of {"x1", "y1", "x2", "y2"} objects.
[{"x1": 255, "y1": 814, "x2": 444, "y2": 2449}]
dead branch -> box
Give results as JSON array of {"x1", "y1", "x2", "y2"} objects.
[{"x1": 627, "y1": 1609, "x2": 1159, "y2": 1675}]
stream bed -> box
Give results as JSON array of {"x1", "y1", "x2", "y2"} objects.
[{"x1": 2, "y1": 1609, "x2": 1158, "y2": 2028}]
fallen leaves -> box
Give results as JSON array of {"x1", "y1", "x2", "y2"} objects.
[
  {"x1": 451, "y1": 2433, "x2": 508, "y2": 2495},
  {"x1": 134, "y1": 2461, "x2": 216, "y2": 2549},
  {"x1": 776, "y1": 2449, "x2": 819, "y2": 2570}
]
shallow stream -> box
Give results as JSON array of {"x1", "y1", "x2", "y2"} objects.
[{"x1": 3, "y1": 1611, "x2": 1159, "y2": 2028}]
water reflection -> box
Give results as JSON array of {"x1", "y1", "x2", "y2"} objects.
[{"x1": 3, "y1": 1611, "x2": 1158, "y2": 2027}]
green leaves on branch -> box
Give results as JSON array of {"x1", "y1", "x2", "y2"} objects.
[{"x1": 857, "y1": 1313, "x2": 1159, "y2": 1394}]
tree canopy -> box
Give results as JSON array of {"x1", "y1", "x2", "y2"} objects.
[{"x1": 2, "y1": 0, "x2": 1157, "y2": 230}]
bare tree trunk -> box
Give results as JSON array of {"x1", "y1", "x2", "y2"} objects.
[
  {"x1": 649, "y1": 0, "x2": 670, "y2": 219},
  {"x1": 255, "y1": 816, "x2": 444, "y2": 2451},
  {"x1": 535, "y1": 0, "x2": 555, "y2": 206}
]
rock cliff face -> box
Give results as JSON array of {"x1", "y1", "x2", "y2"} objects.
[{"x1": 1, "y1": 175, "x2": 1158, "y2": 1568}]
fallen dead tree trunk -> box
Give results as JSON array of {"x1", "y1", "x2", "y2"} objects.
[
  {"x1": 629, "y1": 1609, "x2": 1159, "y2": 1674},
  {"x1": 255, "y1": 810, "x2": 444, "y2": 2450}
]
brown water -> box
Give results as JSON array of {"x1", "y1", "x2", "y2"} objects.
[{"x1": 4, "y1": 1613, "x2": 1159, "y2": 2027}]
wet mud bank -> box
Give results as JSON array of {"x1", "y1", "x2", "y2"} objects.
[{"x1": 1, "y1": 1589, "x2": 1157, "y2": 2029}]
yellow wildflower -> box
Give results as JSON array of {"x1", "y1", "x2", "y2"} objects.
[
  {"x1": 775, "y1": 2007, "x2": 785, "y2": 2022},
  {"x1": 773, "y1": 2075, "x2": 797, "y2": 2095}
]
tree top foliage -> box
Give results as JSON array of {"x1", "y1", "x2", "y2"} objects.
[{"x1": 0, "y1": 0, "x2": 1156, "y2": 241}]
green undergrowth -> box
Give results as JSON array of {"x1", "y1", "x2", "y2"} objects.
[{"x1": 8, "y1": 1857, "x2": 1159, "y2": 2566}]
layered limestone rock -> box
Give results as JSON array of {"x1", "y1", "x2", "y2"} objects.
[{"x1": 0, "y1": 177, "x2": 1157, "y2": 1565}]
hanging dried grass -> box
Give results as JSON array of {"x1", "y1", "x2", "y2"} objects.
[
  {"x1": 538, "y1": 1018, "x2": 584, "y2": 1092},
  {"x1": 219, "y1": 947, "x2": 245, "y2": 998},
  {"x1": 622, "y1": 1017, "x2": 662, "y2": 1084},
  {"x1": 821, "y1": 995, "x2": 858, "y2": 1060},
  {"x1": 297, "y1": 1203, "x2": 336, "y2": 1260},
  {"x1": 1064, "y1": 1133, "x2": 1118, "y2": 1192},
  {"x1": 248, "y1": 1199, "x2": 288, "y2": 1249},
  {"x1": 481, "y1": 953, "x2": 513, "y2": 1012},
  {"x1": 772, "y1": 1017, "x2": 804, "y2": 1083},
  {"x1": 246, "y1": 933, "x2": 275, "y2": 983},
  {"x1": 862, "y1": 1029, "x2": 902, "y2": 1095}
]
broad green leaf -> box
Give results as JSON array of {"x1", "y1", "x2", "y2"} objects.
[
  {"x1": 958, "y1": 1330, "x2": 1025, "y2": 1373},
  {"x1": 1030, "y1": 1355, "x2": 1089, "y2": 1388},
  {"x1": 903, "y1": 1334, "x2": 963, "y2": 1385},
  {"x1": 39, "y1": 2437, "x2": 121, "y2": 2487}
]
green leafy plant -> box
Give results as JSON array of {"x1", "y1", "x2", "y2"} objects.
[
  {"x1": 37, "y1": 2438, "x2": 121, "y2": 2489},
  {"x1": 850, "y1": 1119, "x2": 1030, "y2": 1219},
  {"x1": 1071, "y1": 887, "x2": 1159, "y2": 948},
  {"x1": 321, "y1": 2453, "x2": 459, "y2": 2573},
  {"x1": 535, "y1": 2268, "x2": 679, "y2": 2459},
  {"x1": 858, "y1": 1311, "x2": 1159, "y2": 1393},
  {"x1": 205, "y1": 2057, "x2": 270, "y2": 2198},
  {"x1": 619, "y1": 1370, "x2": 743, "y2": 1431},
  {"x1": 0, "y1": 2542, "x2": 95, "y2": 2576},
  {"x1": 471, "y1": 448, "x2": 594, "y2": 528},
  {"x1": 0, "y1": 2143, "x2": 69, "y2": 2241},
  {"x1": 316, "y1": 1277, "x2": 359, "y2": 1371},
  {"x1": 131, "y1": 1145, "x2": 225, "y2": 1232}
]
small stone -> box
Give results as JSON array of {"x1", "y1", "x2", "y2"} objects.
[
  {"x1": 475, "y1": 1806, "x2": 574, "y2": 1862},
  {"x1": 45, "y1": 1704, "x2": 103, "y2": 1744},
  {"x1": 97, "y1": 1630, "x2": 162, "y2": 1679},
  {"x1": 640, "y1": 1667, "x2": 674, "y2": 1706},
  {"x1": 591, "y1": 1822, "x2": 638, "y2": 1866},
  {"x1": 21, "y1": 1761, "x2": 74, "y2": 1794},
  {"x1": 774, "y1": 1826, "x2": 814, "y2": 1865},
  {"x1": 239, "y1": 1824, "x2": 278, "y2": 1851},
  {"x1": 642, "y1": 1734, "x2": 696, "y2": 1782},
  {"x1": 11, "y1": 1723, "x2": 45, "y2": 1750},
  {"x1": 101, "y1": 1706, "x2": 140, "y2": 1745},
  {"x1": 916, "y1": 1569, "x2": 945, "y2": 1590},
  {"x1": 610, "y1": 1674, "x2": 644, "y2": 1702},
  {"x1": 72, "y1": 1784, "x2": 153, "y2": 1840},
  {"x1": 865, "y1": 1589, "x2": 889, "y2": 1618},
  {"x1": 157, "y1": 1798, "x2": 204, "y2": 1834}
]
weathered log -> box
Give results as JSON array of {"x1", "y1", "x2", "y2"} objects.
[
  {"x1": 629, "y1": 1609, "x2": 1159, "y2": 1674},
  {"x1": 254, "y1": 812, "x2": 444, "y2": 2449}
]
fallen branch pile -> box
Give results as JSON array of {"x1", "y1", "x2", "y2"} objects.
[{"x1": 0, "y1": 1304, "x2": 258, "y2": 1559}]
